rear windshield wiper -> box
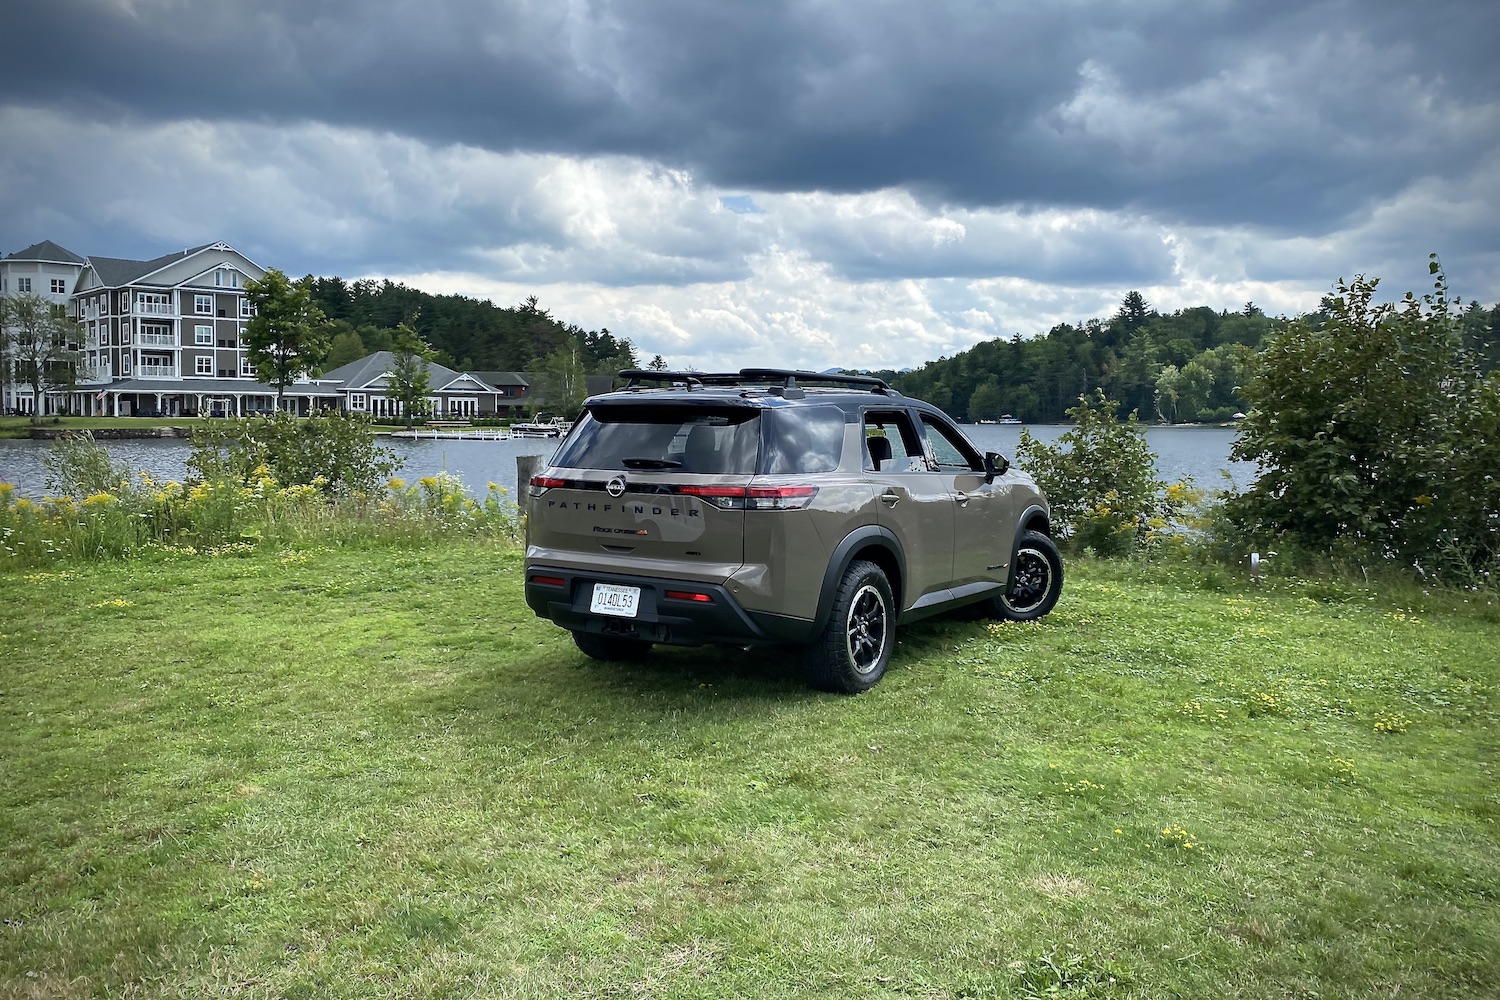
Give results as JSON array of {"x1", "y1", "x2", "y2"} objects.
[{"x1": 621, "y1": 457, "x2": 684, "y2": 470}]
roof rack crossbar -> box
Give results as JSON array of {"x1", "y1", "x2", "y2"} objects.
[{"x1": 616, "y1": 368, "x2": 892, "y2": 394}]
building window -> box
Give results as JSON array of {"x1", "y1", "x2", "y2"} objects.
[
  {"x1": 349, "y1": 392, "x2": 367, "y2": 410},
  {"x1": 240, "y1": 359, "x2": 256, "y2": 377},
  {"x1": 17, "y1": 278, "x2": 31, "y2": 293},
  {"x1": 138, "y1": 322, "x2": 172, "y2": 346},
  {"x1": 214, "y1": 268, "x2": 240, "y2": 288},
  {"x1": 51, "y1": 279, "x2": 67, "y2": 294},
  {"x1": 195, "y1": 294, "x2": 213, "y2": 315},
  {"x1": 196, "y1": 356, "x2": 214, "y2": 375},
  {"x1": 122, "y1": 356, "x2": 131, "y2": 375},
  {"x1": 240, "y1": 297, "x2": 252, "y2": 318},
  {"x1": 135, "y1": 292, "x2": 170, "y2": 316},
  {"x1": 195, "y1": 325, "x2": 213, "y2": 345}
]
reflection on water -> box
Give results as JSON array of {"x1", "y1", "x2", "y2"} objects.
[{"x1": 0, "y1": 424, "x2": 1249, "y2": 499}]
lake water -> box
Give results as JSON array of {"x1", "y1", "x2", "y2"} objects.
[{"x1": 0, "y1": 424, "x2": 1254, "y2": 499}]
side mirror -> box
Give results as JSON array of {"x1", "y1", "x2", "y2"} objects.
[{"x1": 983, "y1": 451, "x2": 1010, "y2": 483}]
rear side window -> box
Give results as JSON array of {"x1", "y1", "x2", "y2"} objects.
[
  {"x1": 553, "y1": 405, "x2": 761, "y2": 474},
  {"x1": 762, "y1": 405, "x2": 846, "y2": 474}
]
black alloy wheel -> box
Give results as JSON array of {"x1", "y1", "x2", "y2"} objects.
[
  {"x1": 995, "y1": 530, "x2": 1063, "y2": 621},
  {"x1": 806, "y1": 560, "x2": 894, "y2": 694}
]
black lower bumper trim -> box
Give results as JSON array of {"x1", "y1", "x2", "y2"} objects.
[{"x1": 525, "y1": 567, "x2": 816, "y2": 647}]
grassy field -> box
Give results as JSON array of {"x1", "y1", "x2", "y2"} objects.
[{"x1": 1, "y1": 543, "x2": 1496, "y2": 998}]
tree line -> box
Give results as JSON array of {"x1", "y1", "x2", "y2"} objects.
[
  {"x1": 304, "y1": 277, "x2": 642, "y2": 417},
  {"x1": 308, "y1": 277, "x2": 638, "y2": 379},
  {"x1": 876, "y1": 291, "x2": 1500, "y2": 424}
]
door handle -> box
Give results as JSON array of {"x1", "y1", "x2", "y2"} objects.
[
  {"x1": 953, "y1": 490, "x2": 969, "y2": 506},
  {"x1": 880, "y1": 491, "x2": 900, "y2": 506}
]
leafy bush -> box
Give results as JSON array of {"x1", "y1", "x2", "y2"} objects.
[
  {"x1": 1222, "y1": 257, "x2": 1500, "y2": 583},
  {"x1": 1017, "y1": 390, "x2": 1198, "y2": 556},
  {"x1": 188, "y1": 410, "x2": 401, "y2": 496},
  {"x1": 41, "y1": 432, "x2": 131, "y2": 497},
  {"x1": 1, "y1": 417, "x2": 520, "y2": 568}
]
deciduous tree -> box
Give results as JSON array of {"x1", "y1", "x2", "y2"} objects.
[
  {"x1": 535, "y1": 341, "x2": 588, "y2": 418},
  {"x1": 1, "y1": 291, "x2": 88, "y2": 424},
  {"x1": 244, "y1": 269, "x2": 329, "y2": 408},
  {"x1": 388, "y1": 322, "x2": 432, "y2": 430}
]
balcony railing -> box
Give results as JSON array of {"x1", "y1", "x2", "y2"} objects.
[
  {"x1": 135, "y1": 332, "x2": 177, "y2": 347},
  {"x1": 136, "y1": 363, "x2": 177, "y2": 377},
  {"x1": 135, "y1": 303, "x2": 174, "y2": 316}
]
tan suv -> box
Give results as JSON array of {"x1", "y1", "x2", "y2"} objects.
[{"x1": 524, "y1": 369, "x2": 1061, "y2": 693}]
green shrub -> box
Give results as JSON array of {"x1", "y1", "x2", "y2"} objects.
[
  {"x1": 41, "y1": 431, "x2": 131, "y2": 497},
  {"x1": 1017, "y1": 390, "x2": 1198, "y2": 556},
  {"x1": 188, "y1": 410, "x2": 401, "y2": 496},
  {"x1": 1222, "y1": 257, "x2": 1500, "y2": 584},
  {"x1": 1, "y1": 420, "x2": 520, "y2": 569}
]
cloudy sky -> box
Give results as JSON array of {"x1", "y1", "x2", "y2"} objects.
[{"x1": 3, "y1": 0, "x2": 1497, "y2": 370}]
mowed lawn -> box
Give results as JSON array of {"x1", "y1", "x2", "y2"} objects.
[{"x1": 1, "y1": 542, "x2": 1496, "y2": 999}]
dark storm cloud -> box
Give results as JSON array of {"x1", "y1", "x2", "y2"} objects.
[{"x1": 6, "y1": 0, "x2": 1497, "y2": 237}]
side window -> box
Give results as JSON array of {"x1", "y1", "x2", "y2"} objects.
[
  {"x1": 920, "y1": 414, "x2": 982, "y2": 472},
  {"x1": 763, "y1": 405, "x2": 845, "y2": 474},
  {"x1": 863, "y1": 410, "x2": 929, "y2": 472}
]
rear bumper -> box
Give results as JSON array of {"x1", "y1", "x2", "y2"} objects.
[{"x1": 525, "y1": 565, "x2": 816, "y2": 646}]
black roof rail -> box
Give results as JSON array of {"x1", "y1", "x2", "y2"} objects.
[
  {"x1": 616, "y1": 368, "x2": 894, "y2": 396},
  {"x1": 740, "y1": 368, "x2": 892, "y2": 394}
]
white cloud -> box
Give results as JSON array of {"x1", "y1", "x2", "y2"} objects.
[{"x1": 3, "y1": 102, "x2": 1496, "y2": 375}]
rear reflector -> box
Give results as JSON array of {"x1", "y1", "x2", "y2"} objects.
[
  {"x1": 530, "y1": 575, "x2": 566, "y2": 587},
  {"x1": 529, "y1": 475, "x2": 567, "y2": 490},
  {"x1": 665, "y1": 590, "x2": 714, "y2": 603}
]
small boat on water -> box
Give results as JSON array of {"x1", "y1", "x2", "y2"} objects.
[{"x1": 511, "y1": 416, "x2": 572, "y2": 438}]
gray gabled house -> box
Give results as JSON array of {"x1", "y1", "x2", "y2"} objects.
[{"x1": 319, "y1": 352, "x2": 513, "y2": 419}]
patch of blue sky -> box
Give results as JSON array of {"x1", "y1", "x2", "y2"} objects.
[{"x1": 718, "y1": 195, "x2": 763, "y2": 214}]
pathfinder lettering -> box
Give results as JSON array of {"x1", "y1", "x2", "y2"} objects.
[{"x1": 547, "y1": 500, "x2": 699, "y2": 517}]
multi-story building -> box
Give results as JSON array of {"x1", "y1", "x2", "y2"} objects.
[
  {"x1": 66, "y1": 241, "x2": 337, "y2": 417},
  {"x1": 6, "y1": 237, "x2": 567, "y2": 420},
  {"x1": 1, "y1": 241, "x2": 88, "y2": 414}
]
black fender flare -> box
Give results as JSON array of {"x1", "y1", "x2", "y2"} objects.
[
  {"x1": 811, "y1": 525, "x2": 906, "y2": 635},
  {"x1": 1006, "y1": 505, "x2": 1052, "y2": 591}
]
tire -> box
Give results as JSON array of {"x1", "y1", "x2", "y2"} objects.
[
  {"x1": 991, "y1": 530, "x2": 1063, "y2": 621},
  {"x1": 572, "y1": 630, "x2": 652, "y2": 661},
  {"x1": 804, "y1": 560, "x2": 894, "y2": 694}
]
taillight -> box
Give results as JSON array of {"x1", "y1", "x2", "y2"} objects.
[
  {"x1": 664, "y1": 590, "x2": 714, "y2": 603},
  {"x1": 677, "y1": 485, "x2": 747, "y2": 502},
  {"x1": 675, "y1": 484, "x2": 818, "y2": 510},
  {"x1": 748, "y1": 485, "x2": 818, "y2": 510},
  {"x1": 529, "y1": 475, "x2": 567, "y2": 492},
  {"x1": 529, "y1": 574, "x2": 566, "y2": 588}
]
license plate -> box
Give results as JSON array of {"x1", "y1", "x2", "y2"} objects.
[{"x1": 590, "y1": 583, "x2": 641, "y2": 618}]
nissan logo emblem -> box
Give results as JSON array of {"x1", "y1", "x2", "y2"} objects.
[{"x1": 606, "y1": 476, "x2": 626, "y2": 498}]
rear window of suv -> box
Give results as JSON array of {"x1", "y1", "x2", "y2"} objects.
[
  {"x1": 554, "y1": 405, "x2": 761, "y2": 474},
  {"x1": 555, "y1": 402, "x2": 848, "y2": 476}
]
